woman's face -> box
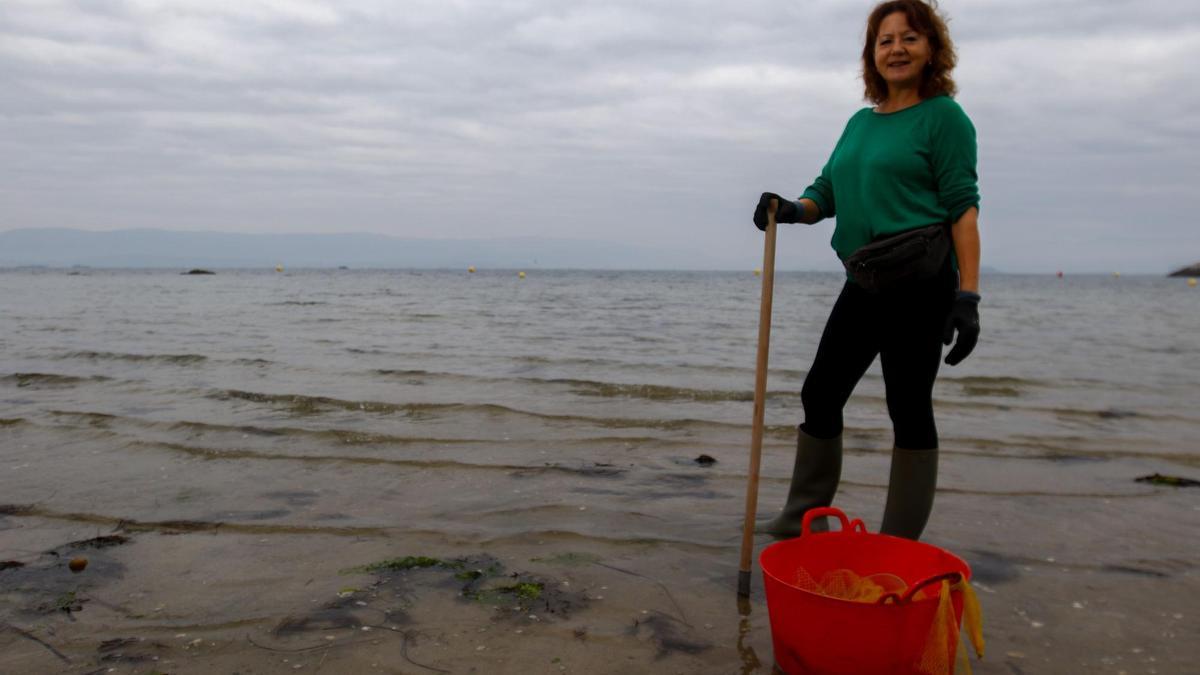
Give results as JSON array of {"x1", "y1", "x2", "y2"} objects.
[{"x1": 873, "y1": 11, "x2": 932, "y2": 92}]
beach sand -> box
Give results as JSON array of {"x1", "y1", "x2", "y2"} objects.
[{"x1": 2, "y1": 433, "x2": 1196, "y2": 674}]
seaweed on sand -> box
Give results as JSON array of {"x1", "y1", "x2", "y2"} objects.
[
  {"x1": 357, "y1": 556, "x2": 446, "y2": 573},
  {"x1": 1136, "y1": 473, "x2": 1200, "y2": 487},
  {"x1": 342, "y1": 552, "x2": 589, "y2": 621},
  {"x1": 65, "y1": 535, "x2": 131, "y2": 550}
]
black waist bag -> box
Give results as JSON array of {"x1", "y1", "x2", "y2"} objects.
[{"x1": 843, "y1": 223, "x2": 951, "y2": 293}]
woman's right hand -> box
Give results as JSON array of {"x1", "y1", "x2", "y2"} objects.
[{"x1": 753, "y1": 192, "x2": 801, "y2": 230}]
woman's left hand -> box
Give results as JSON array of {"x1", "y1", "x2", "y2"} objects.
[{"x1": 943, "y1": 291, "x2": 980, "y2": 365}]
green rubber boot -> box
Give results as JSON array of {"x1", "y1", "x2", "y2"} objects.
[
  {"x1": 879, "y1": 447, "x2": 939, "y2": 540},
  {"x1": 756, "y1": 429, "x2": 842, "y2": 538}
]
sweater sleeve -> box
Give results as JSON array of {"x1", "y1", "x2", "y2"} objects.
[
  {"x1": 800, "y1": 157, "x2": 836, "y2": 219},
  {"x1": 931, "y1": 101, "x2": 980, "y2": 223}
]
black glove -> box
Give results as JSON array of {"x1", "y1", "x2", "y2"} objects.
[
  {"x1": 753, "y1": 192, "x2": 801, "y2": 231},
  {"x1": 942, "y1": 291, "x2": 980, "y2": 366}
]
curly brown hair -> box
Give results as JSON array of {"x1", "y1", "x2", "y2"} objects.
[{"x1": 862, "y1": 0, "x2": 957, "y2": 104}]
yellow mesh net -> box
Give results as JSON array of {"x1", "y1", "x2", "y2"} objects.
[
  {"x1": 795, "y1": 567, "x2": 985, "y2": 674},
  {"x1": 794, "y1": 567, "x2": 919, "y2": 603}
]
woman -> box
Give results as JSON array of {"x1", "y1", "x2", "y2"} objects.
[{"x1": 752, "y1": 0, "x2": 981, "y2": 540}]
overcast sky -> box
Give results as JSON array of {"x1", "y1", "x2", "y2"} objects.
[{"x1": 2, "y1": 0, "x2": 1198, "y2": 272}]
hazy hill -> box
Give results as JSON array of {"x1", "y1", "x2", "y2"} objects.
[
  {"x1": 1168, "y1": 262, "x2": 1200, "y2": 277},
  {"x1": 0, "y1": 228, "x2": 727, "y2": 270}
]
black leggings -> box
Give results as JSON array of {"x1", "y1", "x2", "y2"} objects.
[{"x1": 800, "y1": 263, "x2": 956, "y2": 449}]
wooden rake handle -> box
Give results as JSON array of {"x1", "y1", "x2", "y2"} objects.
[{"x1": 738, "y1": 198, "x2": 778, "y2": 597}]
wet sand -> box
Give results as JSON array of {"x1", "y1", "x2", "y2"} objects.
[{"x1": 2, "y1": 421, "x2": 1197, "y2": 674}]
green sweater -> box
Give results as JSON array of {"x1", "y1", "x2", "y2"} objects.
[{"x1": 801, "y1": 95, "x2": 979, "y2": 261}]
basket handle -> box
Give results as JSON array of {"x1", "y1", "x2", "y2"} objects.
[
  {"x1": 878, "y1": 571, "x2": 964, "y2": 605},
  {"x1": 801, "y1": 507, "x2": 852, "y2": 536}
]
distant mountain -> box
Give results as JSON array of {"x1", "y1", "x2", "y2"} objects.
[
  {"x1": 1168, "y1": 262, "x2": 1200, "y2": 277},
  {"x1": 0, "y1": 228, "x2": 727, "y2": 270}
]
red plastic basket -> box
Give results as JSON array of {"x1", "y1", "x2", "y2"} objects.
[{"x1": 759, "y1": 507, "x2": 971, "y2": 674}]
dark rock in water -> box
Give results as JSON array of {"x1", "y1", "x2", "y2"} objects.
[
  {"x1": 98, "y1": 637, "x2": 140, "y2": 654},
  {"x1": 275, "y1": 608, "x2": 364, "y2": 636},
  {"x1": 1100, "y1": 563, "x2": 1170, "y2": 578},
  {"x1": 1, "y1": 560, "x2": 26, "y2": 572},
  {"x1": 1135, "y1": 473, "x2": 1200, "y2": 487},
  {"x1": 962, "y1": 550, "x2": 1021, "y2": 585},
  {"x1": 628, "y1": 613, "x2": 712, "y2": 656},
  {"x1": 183, "y1": 269, "x2": 215, "y2": 275},
  {"x1": 694, "y1": 454, "x2": 717, "y2": 467},
  {"x1": 1167, "y1": 262, "x2": 1200, "y2": 277}
]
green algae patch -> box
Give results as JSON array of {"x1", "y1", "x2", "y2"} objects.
[
  {"x1": 464, "y1": 581, "x2": 545, "y2": 607},
  {"x1": 365, "y1": 556, "x2": 444, "y2": 572},
  {"x1": 49, "y1": 590, "x2": 84, "y2": 614},
  {"x1": 455, "y1": 569, "x2": 484, "y2": 581},
  {"x1": 513, "y1": 582, "x2": 544, "y2": 600},
  {"x1": 341, "y1": 552, "x2": 589, "y2": 621}
]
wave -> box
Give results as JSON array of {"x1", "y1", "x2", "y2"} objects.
[
  {"x1": 933, "y1": 396, "x2": 1196, "y2": 423},
  {"x1": 166, "y1": 420, "x2": 495, "y2": 447},
  {"x1": 65, "y1": 406, "x2": 1200, "y2": 468},
  {"x1": 46, "y1": 410, "x2": 493, "y2": 447},
  {"x1": 47, "y1": 410, "x2": 118, "y2": 423},
  {"x1": 1046, "y1": 406, "x2": 1194, "y2": 424},
  {"x1": 385, "y1": 370, "x2": 764, "y2": 402},
  {"x1": 210, "y1": 388, "x2": 791, "y2": 433},
  {"x1": 508, "y1": 354, "x2": 810, "y2": 379},
  {"x1": 374, "y1": 369, "x2": 434, "y2": 377},
  {"x1": 127, "y1": 440, "x2": 629, "y2": 479},
  {"x1": 0, "y1": 417, "x2": 26, "y2": 427},
  {"x1": 1, "y1": 372, "x2": 112, "y2": 388},
  {"x1": 361, "y1": 368, "x2": 1192, "y2": 424},
  {"x1": 364, "y1": 368, "x2": 1184, "y2": 426},
  {"x1": 943, "y1": 375, "x2": 1043, "y2": 388},
  {"x1": 0, "y1": 504, "x2": 389, "y2": 537},
  {"x1": 55, "y1": 350, "x2": 208, "y2": 365},
  {"x1": 44, "y1": 409, "x2": 777, "y2": 450},
  {"x1": 266, "y1": 301, "x2": 327, "y2": 306},
  {"x1": 550, "y1": 379, "x2": 757, "y2": 402},
  {"x1": 370, "y1": 369, "x2": 783, "y2": 403},
  {"x1": 231, "y1": 358, "x2": 274, "y2": 367},
  {"x1": 473, "y1": 530, "x2": 728, "y2": 554}
]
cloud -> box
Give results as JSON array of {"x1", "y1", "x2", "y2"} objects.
[{"x1": 1, "y1": 0, "x2": 1197, "y2": 271}]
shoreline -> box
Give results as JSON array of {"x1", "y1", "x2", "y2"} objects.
[{"x1": 3, "y1": 467, "x2": 1196, "y2": 674}]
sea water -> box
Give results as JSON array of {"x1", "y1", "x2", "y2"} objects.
[{"x1": 1, "y1": 268, "x2": 1197, "y2": 673}]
